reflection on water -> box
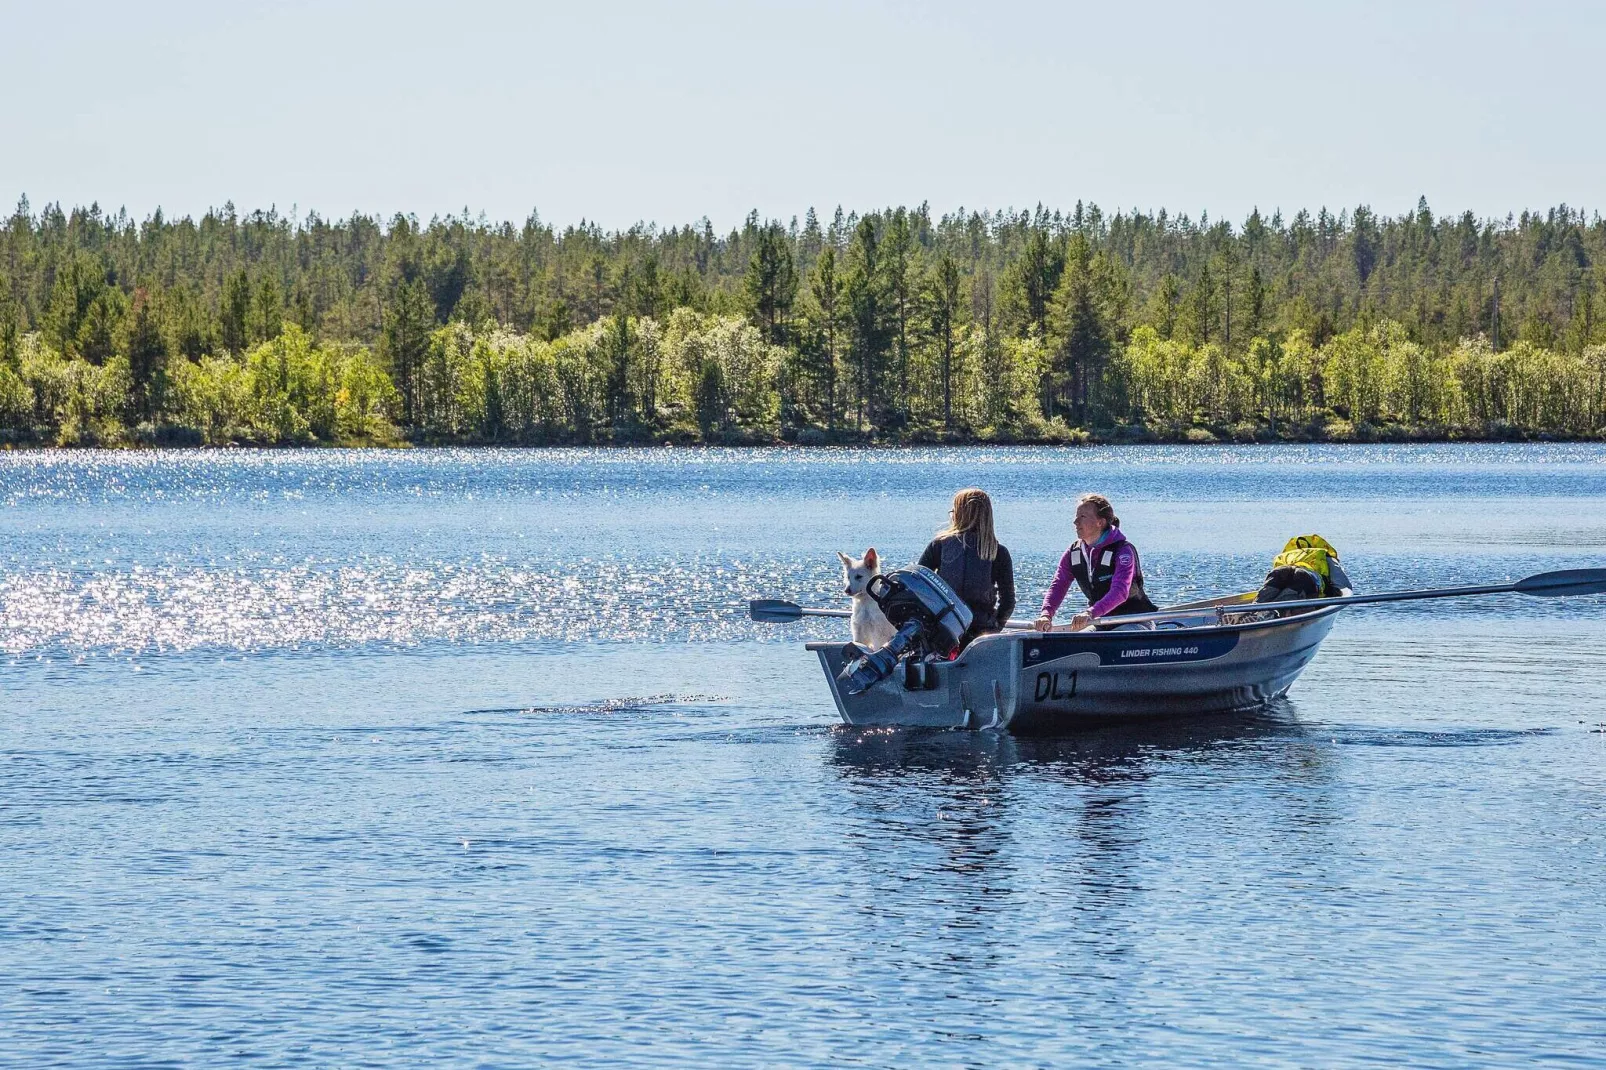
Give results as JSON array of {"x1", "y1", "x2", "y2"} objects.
[
  {"x1": 822, "y1": 705, "x2": 1352, "y2": 1007},
  {"x1": 2, "y1": 448, "x2": 1604, "y2": 1066},
  {"x1": 828, "y1": 705, "x2": 1301, "y2": 781},
  {"x1": 3, "y1": 445, "x2": 1605, "y2": 656}
]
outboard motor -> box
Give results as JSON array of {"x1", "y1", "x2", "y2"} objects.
[{"x1": 840, "y1": 567, "x2": 974, "y2": 695}]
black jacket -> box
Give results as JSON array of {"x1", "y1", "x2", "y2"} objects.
[{"x1": 918, "y1": 535, "x2": 1016, "y2": 632}]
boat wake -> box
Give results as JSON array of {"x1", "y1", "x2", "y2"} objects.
[
  {"x1": 1328, "y1": 725, "x2": 1556, "y2": 747},
  {"x1": 479, "y1": 694, "x2": 727, "y2": 717}
]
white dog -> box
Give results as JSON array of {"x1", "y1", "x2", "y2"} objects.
[{"x1": 838, "y1": 548, "x2": 896, "y2": 650}]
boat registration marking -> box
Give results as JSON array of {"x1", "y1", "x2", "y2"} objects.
[{"x1": 1034, "y1": 671, "x2": 1077, "y2": 702}]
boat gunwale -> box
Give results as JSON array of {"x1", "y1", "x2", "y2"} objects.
[{"x1": 802, "y1": 601, "x2": 1344, "y2": 652}]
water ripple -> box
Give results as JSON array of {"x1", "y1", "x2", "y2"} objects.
[
  {"x1": 0, "y1": 559, "x2": 828, "y2": 653},
  {"x1": 3, "y1": 447, "x2": 1605, "y2": 1067}
]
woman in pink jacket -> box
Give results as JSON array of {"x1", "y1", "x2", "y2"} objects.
[{"x1": 1033, "y1": 494, "x2": 1158, "y2": 632}]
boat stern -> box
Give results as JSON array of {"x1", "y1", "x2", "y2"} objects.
[{"x1": 806, "y1": 638, "x2": 1021, "y2": 730}]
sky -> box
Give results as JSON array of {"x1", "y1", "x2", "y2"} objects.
[{"x1": 3, "y1": 0, "x2": 1602, "y2": 232}]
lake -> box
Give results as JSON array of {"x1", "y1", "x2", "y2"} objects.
[{"x1": 3, "y1": 445, "x2": 1604, "y2": 1067}]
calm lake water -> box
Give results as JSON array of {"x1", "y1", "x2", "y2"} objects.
[{"x1": 3, "y1": 445, "x2": 1604, "y2": 1067}]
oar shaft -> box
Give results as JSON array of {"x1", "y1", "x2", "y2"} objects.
[
  {"x1": 794, "y1": 608, "x2": 1037, "y2": 627},
  {"x1": 1310, "y1": 582, "x2": 1518, "y2": 608},
  {"x1": 754, "y1": 599, "x2": 1036, "y2": 628},
  {"x1": 1077, "y1": 580, "x2": 1525, "y2": 629},
  {"x1": 758, "y1": 567, "x2": 1601, "y2": 630}
]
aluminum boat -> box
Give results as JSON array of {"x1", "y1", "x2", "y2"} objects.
[{"x1": 806, "y1": 594, "x2": 1343, "y2": 731}]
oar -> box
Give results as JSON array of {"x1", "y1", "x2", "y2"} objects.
[
  {"x1": 749, "y1": 599, "x2": 851, "y2": 623},
  {"x1": 1077, "y1": 567, "x2": 1606, "y2": 630},
  {"x1": 748, "y1": 598, "x2": 1036, "y2": 630}
]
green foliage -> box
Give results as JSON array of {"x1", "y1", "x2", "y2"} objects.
[
  {"x1": 1048, "y1": 233, "x2": 1124, "y2": 423},
  {"x1": 251, "y1": 276, "x2": 284, "y2": 346},
  {"x1": 801, "y1": 246, "x2": 844, "y2": 430},
  {"x1": 1448, "y1": 337, "x2": 1605, "y2": 434},
  {"x1": 244, "y1": 325, "x2": 336, "y2": 442},
  {"x1": 694, "y1": 354, "x2": 726, "y2": 438},
  {"x1": 1002, "y1": 226, "x2": 1063, "y2": 340},
  {"x1": 744, "y1": 223, "x2": 796, "y2": 346},
  {"x1": 383, "y1": 278, "x2": 435, "y2": 426},
  {"x1": 844, "y1": 219, "x2": 891, "y2": 430},
  {"x1": 123, "y1": 289, "x2": 168, "y2": 422},
  {"x1": 0, "y1": 281, "x2": 21, "y2": 371},
  {"x1": 662, "y1": 308, "x2": 782, "y2": 437},
  {"x1": 219, "y1": 269, "x2": 251, "y2": 355},
  {"x1": 44, "y1": 252, "x2": 104, "y2": 356},
  {"x1": 13, "y1": 335, "x2": 131, "y2": 444},
  {"x1": 166, "y1": 354, "x2": 252, "y2": 444},
  {"x1": 924, "y1": 253, "x2": 962, "y2": 432},
  {"x1": 0, "y1": 198, "x2": 1603, "y2": 445}
]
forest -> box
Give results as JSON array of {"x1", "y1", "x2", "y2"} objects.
[{"x1": 1, "y1": 196, "x2": 1603, "y2": 446}]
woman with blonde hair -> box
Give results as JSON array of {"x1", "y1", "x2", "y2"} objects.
[
  {"x1": 918, "y1": 488, "x2": 1016, "y2": 645},
  {"x1": 1034, "y1": 493, "x2": 1158, "y2": 632}
]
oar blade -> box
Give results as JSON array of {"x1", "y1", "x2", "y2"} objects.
[
  {"x1": 749, "y1": 598, "x2": 805, "y2": 623},
  {"x1": 1514, "y1": 568, "x2": 1606, "y2": 597}
]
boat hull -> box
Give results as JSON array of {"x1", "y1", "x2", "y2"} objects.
[{"x1": 808, "y1": 605, "x2": 1341, "y2": 731}]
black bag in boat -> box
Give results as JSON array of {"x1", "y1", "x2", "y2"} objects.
[{"x1": 840, "y1": 567, "x2": 974, "y2": 695}]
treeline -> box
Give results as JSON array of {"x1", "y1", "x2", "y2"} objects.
[{"x1": 1, "y1": 196, "x2": 1603, "y2": 445}]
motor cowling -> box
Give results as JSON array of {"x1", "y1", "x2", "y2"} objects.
[
  {"x1": 839, "y1": 567, "x2": 973, "y2": 695},
  {"x1": 869, "y1": 567, "x2": 973, "y2": 658}
]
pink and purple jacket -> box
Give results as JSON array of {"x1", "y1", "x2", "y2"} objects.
[{"x1": 1040, "y1": 527, "x2": 1137, "y2": 620}]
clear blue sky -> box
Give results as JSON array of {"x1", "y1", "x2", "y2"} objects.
[{"x1": 4, "y1": 0, "x2": 1601, "y2": 231}]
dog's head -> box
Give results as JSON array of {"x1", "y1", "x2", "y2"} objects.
[{"x1": 837, "y1": 548, "x2": 879, "y2": 597}]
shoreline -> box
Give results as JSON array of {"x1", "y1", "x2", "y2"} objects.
[{"x1": 3, "y1": 426, "x2": 1603, "y2": 452}]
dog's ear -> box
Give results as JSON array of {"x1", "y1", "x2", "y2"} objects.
[
  {"x1": 864, "y1": 547, "x2": 878, "y2": 570},
  {"x1": 836, "y1": 550, "x2": 851, "y2": 566}
]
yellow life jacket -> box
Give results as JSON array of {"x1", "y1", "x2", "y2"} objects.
[{"x1": 1272, "y1": 534, "x2": 1339, "y2": 581}]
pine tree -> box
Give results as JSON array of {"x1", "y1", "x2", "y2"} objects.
[
  {"x1": 1050, "y1": 233, "x2": 1115, "y2": 423},
  {"x1": 0, "y1": 278, "x2": 21, "y2": 369},
  {"x1": 220, "y1": 269, "x2": 251, "y2": 354},
  {"x1": 78, "y1": 289, "x2": 127, "y2": 364},
  {"x1": 1352, "y1": 205, "x2": 1381, "y2": 285},
  {"x1": 630, "y1": 255, "x2": 662, "y2": 320},
  {"x1": 605, "y1": 310, "x2": 633, "y2": 433},
  {"x1": 925, "y1": 253, "x2": 962, "y2": 433},
  {"x1": 383, "y1": 278, "x2": 435, "y2": 426},
  {"x1": 806, "y1": 246, "x2": 843, "y2": 430},
  {"x1": 124, "y1": 289, "x2": 168, "y2": 422},
  {"x1": 799, "y1": 208, "x2": 824, "y2": 274},
  {"x1": 427, "y1": 240, "x2": 473, "y2": 323},
  {"x1": 45, "y1": 253, "x2": 104, "y2": 356},
  {"x1": 1014, "y1": 227, "x2": 1063, "y2": 339},
  {"x1": 744, "y1": 223, "x2": 796, "y2": 346},
  {"x1": 844, "y1": 219, "x2": 891, "y2": 432},
  {"x1": 1151, "y1": 274, "x2": 1182, "y2": 340},
  {"x1": 166, "y1": 287, "x2": 212, "y2": 360},
  {"x1": 1218, "y1": 248, "x2": 1237, "y2": 354},
  {"x1": 1, "y1": 195, "x2": 1605, "y2": 445},
  {"x1": 251, "y1": 276, "x2": 283, "y2": 345},
  {"x1": 882, "y1": 210, "x2": 914, "y2": 420},
  {"x1": 1245, "y1": 264, "x2": 1267, "y2": 340},
  {"x1": 1184, "y1": 261, "x2": 1216, "y2": 345}
]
